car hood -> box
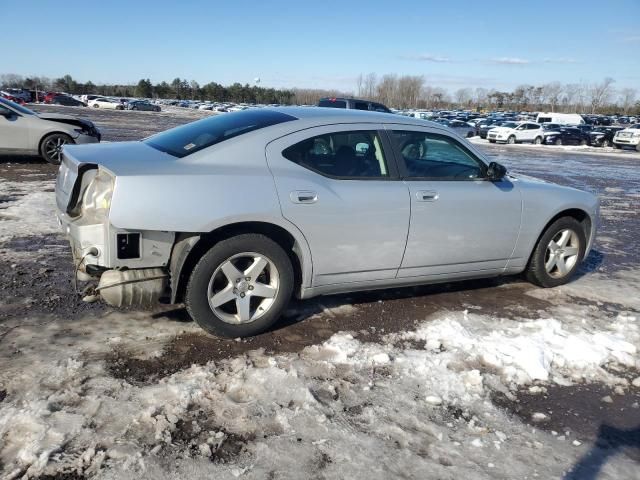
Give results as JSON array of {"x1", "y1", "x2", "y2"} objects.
[
  {"x1": 488, "y1": 127, "x2": 515, "y2": 134},
  {"x1": 37, "y1": 113, "x2": 95, "y2": 128}
]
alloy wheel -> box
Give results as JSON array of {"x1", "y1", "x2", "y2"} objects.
[
  {"x1": 44, "y1": 136, "x2": 68, "y2": 163},
  {"x1": 207, "y1": 252, "x2": 279, "y2": 324},
  {"x1": 544, "y1": 229, "x2": 580, "y2": 278}
]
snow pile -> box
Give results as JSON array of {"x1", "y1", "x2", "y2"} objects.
[
  {"x1": 1, "y1": 307, "x2": 638, "y2": 479},
  {"x1": 0, "y1": 180, "x2": 59, "y2": 241}
]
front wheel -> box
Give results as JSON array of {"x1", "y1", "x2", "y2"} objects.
[
  {"x1": 602, "y1": 139, "x2": 610, "y2": 148},
  {"x1": 526, "y1": 217, "x2": 586, "y2": 288},
  {"x1": 534, "y1": 136, "x2": 542, "y2": 145},
  {"x1": 507, "y1": 135, "x2": 516, "y2": 144},
  {"x1": 555, "y1": 138, "x2": 563, "y2": 146},
  {"x1": 613, "y1": 143, "x2": 621, "y2": 149},
  {"x1": 40, "y1": 133, "x2": 73, "y2": 164},
  {"x1": 185, "y1": 234, "x2": 294, "y2": 337}
]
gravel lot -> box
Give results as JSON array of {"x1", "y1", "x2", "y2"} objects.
[{"x1": 0, "y1": 106, "x2": 638, "y2": 479}]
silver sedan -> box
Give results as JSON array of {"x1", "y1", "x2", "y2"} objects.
[
  {"x1": 0, "y1": 97, "x2": 100, "y2": 163},
  {"x1": 56, "y1": 108, "x2": 598, "y2": 337}
]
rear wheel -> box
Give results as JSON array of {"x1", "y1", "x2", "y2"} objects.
[
  {"x1": 602, "y1": 139, "x2": 610, "y2": 148},
  {"x1": 555, "y1": 138, "x2": 563, "y2": 146},
  {"x1": 526, "y1": 217, "x2": 586, "y2": 288},
  {"x1": 93, "y1": 104, "x2": 99, "y2": 108},
  {"x1": 489, "y1": 139, "x2": 496, "y2": 143},
  {"x1": 40, "y1": 133, "x2": 73, "y2": 165},
  {"x1": 579, "y1": 139, "x2": 588, "y2": 146},
  {"x1": 186, "y1": 234, "x2": 294, "y2": 337},
  {"x1": 534, "y1": 136, "x2": 542, "y2": 145},
  {"x1": 507, "y1": 135, "x2": 516, "y2": 144}
]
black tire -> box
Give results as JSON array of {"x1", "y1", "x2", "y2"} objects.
[
  {"x1": 602, "y1": 139, "x2": 610, "y2": 148},
  {"x1": 39, "y1": 133, "x2": 73, "y2": 165},
  {"x1": 466, "y1": 131, "x2": 473, "y2": 138},
  {"x1": 526, "y1": 217, "x2": 586, "y2": 288},
  {"x1": 579, "y1": 139, "x2": 587, "y2": 146},
  {"x1": 185, "y1": 234, "x2": 294, "y2": 337},
  {"x1": 489, "y1": 139, "x2": 496, "y2": 143},
  {"x1": 555, "y1": 138, "x2": 563, "y2": 146},
  {"x1": 613, "y1": 143, "x2": 621, "y2": 149},
  {"x1": 534, "y1": 136, "x2": 542, "y2": 145},
  {"x1": 507, "y1": 135, "x2": 516, "y2": 144}
]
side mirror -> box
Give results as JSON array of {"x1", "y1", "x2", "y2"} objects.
[{"x1": 487, "y1": 161, "x2": 507, "y2": 181}]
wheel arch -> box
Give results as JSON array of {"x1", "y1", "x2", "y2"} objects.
[
  {"x1": 170, "y1": 221, "x2": 311, "y2": 304},
  {"x1": 37, "y1": 131, "x2": 75, "y2": 156},
  {"x1": 526, "y1": 208, "x2": 593, "y2": 267}
]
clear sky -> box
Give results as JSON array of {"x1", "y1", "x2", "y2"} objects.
[{"x1": 5, "y1": 0, "x2": 640, "y2": 92}]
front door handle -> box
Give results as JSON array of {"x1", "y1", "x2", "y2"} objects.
[
  {"x1": 416, "y1": 190, "x2": 439, "y2": 202},
  {"x1": 290, "y1": 190, "x2": 318, "y2": 204}
]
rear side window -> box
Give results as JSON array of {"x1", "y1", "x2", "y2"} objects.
[
  {"x1": 145, "y1": 109, "x2": 297, "y2": 158},
  {"x1": 282, "y1": 130, "x2": 389, "y2": 179},
  {"x1": 319, "y1": 99, "x2": 347, "y2": 108}
]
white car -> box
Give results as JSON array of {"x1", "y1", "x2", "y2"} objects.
[
  {"x1": 88, "y1": 97, "x2": 124, "y2": 110},
  {"x1": 613, "y1": 124, "x2": 640, "y2": 151},
  {"x1": 487, "y1": 121, "x2": 544, "y2": 144}
]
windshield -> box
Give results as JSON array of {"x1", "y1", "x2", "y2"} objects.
[
  {"x1": 0, "y1": 97, "x2": 36, "y2": 115},
  {"x1": 144, "y1": 109, "x2": 297, "y2": 158}
]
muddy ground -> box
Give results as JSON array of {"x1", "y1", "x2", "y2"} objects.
[{"x1": 0, "y1": 105, "x2": 639, "y2": 478}]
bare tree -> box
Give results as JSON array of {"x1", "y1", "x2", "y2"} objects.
[
  {"x1": 619, "y1": 87, "x2": 638, "y2": 114},
  {"x1": 588, "y1": 77, "x2": 615, "y2": 114},
  {"x1": 454, "y1": 88, "x2": 472, "y2": 107},
  {"x1": 542, "y1": 82, "x2": 563, "y2": 112},
  {"x1": 363, "y1": 72, "x2": 377, "y2": 99},
  {"x1": 355, "y1": 74, "x2": 364, "y2": 97}
]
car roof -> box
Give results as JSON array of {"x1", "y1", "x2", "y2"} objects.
[{"x1": 268, "y1": 106, "x2": 437, "y2": 127}]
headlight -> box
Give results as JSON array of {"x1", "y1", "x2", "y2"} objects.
[
  {"x1": 74, "y1": 168, "x2": 114, "y2": 225},
  {"x1": 633, "y1": 132, "x2": 640, "y2": 138}
]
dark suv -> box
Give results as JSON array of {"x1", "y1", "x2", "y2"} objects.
[{"x1": 318, "y1": 97, "x2": 392, "y2": 113}]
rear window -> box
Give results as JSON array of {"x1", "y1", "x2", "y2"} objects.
[
  {"x1": 319, "y1": 99, "x2": 347, "y2": 108},
  {"x1": 144, "y1": 109, "x2": 297, "y2": 158}
]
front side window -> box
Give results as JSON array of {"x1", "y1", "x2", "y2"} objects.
[
  {"x1": 282, "y1": 130, "x2": 389, "y2": 179},
  {"x1": 145, "y1": 109, "x2": 297, "y2": 158},
  {"x1": 390, "y1": 130, "x2": 486, "y2": 180}
]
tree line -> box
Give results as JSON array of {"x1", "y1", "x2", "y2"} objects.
[
  {"x1": 0, "y1": 73, "x2": 295, "y2": 105},
  {"x1": 1, "y1": 72, "x2": 638, "y2": 114}
]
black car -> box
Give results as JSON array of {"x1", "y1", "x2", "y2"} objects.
[
  {"x1": 478, "y1": 119, "x2": 507, "y2": 139},
  {"x1": 50, "y1": 95, "x2": 86, "y2": 107},
  {"x1": 318, "y1": 97, "x2": 392, "y2": 113},
  {"x1": 544, "y1": 127, "x2": 590, "y2": 146},
  {"x1": 127, "y1": 100, "x2": 161, "y2": 112},
  {"x1": 589, "y1": 126, "x2": 624, "y2": 147}
]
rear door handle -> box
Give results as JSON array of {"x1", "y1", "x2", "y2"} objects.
[
  {"x1": 290, "y1": 190, "x2": 318, "y2": 204},
  {"x1": 416, "y1": 190, "x2": 439, "y2": 202}
]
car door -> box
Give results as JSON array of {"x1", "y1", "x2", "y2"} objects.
[
  {"x1": 265, "y1": 124, "x2": 410, "y2": 286},
  {"x1": 0, "y1": 104, "x2": 31, "y2": 151},
  {"x1": 386, "y1": 126, "x2": 522, "y2": 278},
  {"x1": 528, "y1": 123, "x2": 542, "y2": 141}
]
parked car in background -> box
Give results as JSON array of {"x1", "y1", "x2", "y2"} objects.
[
  {"x1": 55, "y1": 107, "x2": 598, "y2": 338},
  {"x1": 88, "y1": 97, "x2": 125, "y2": 110},
  {"x1": 479, "y1": 119, "x2": 508, "y2": 139},
  {"x1": 0, "y1": 91, "x2": 24, "y2": 103},
  {"x1": 434, "y1": 119, "x2": 475, "y2": 138},
  {"x1": 543, "y1": 127, "x2": 590, "y2": 146},
  {"x1": 536, "y1": 113, "x2": 585, "y2": 125},
  {"x1": 1, "y1": 88, "x2": 31, "y2": 102},
  {"x1": 589, "y1": 127, "x2": 623, "y2": 147},
  {"x1": 487, "y1": 121, "x2": 544, "y2": 144},
  {"x1": 318, "y1": 97, "x2": 392, "y2": 113},
  {"x1": 127, "y1": 100, "x2": 161, "y2": 112},
  {"x1": 49, "y1": 95, "x2": 87, "y2": 107},
  {"x1": 0, "y1": 97, "x2": 100, "y2": 164},
  {"x1": 613, "y1": 124, "x2": 640, "y2": 151}
]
